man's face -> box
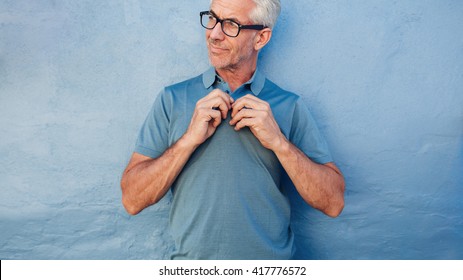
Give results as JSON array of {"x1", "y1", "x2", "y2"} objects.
[{"x1": 206, "y1": 0, "x2": 259, "y2": 71}]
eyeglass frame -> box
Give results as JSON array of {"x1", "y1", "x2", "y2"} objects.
[{"x1": 200, "y1": 11, "x2": 267, "y2": 38}]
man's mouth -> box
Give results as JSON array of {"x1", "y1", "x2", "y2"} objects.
[{"x1": 208, "y1": 42, "x2": 227, "y2": 53}]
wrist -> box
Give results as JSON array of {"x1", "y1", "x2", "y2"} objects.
[
  {"x1": 271, "y1": 134, "x2": 290, "y2": 155},
  {"x1": 178, "y1": 131, "x2": 201, "y2": 151}
]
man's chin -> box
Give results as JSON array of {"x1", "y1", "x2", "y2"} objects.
[{"x1": 209, "y1": 57, "x2": 230, "y2": 70}]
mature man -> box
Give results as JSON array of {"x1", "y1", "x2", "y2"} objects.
[{"x1": 121, "y1": 0, "x2": 344, "y2": 259}]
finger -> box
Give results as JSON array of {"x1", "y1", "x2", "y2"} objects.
[
  {"x1": 232, "y1": 94, "x2": 265, "y2": 106},
  {"x1": 205, "y1": 89, "x2": 234, "y2": 107},
  {"x1": 208, "y1": 109, "x2": 222, "y2": 128},
  {"x1": 203, "y1": 90, "x2": 234, "y2": 115},
  {"x1": 229, "y1": 108, "x2": 256, "y2": 125},
  {"x1": 198, "y1": 93, "x2": 231, "y2": 116},
  {"x1": 202, "y1": 93, "x2": 231, "y2": 108},
  {"x1": 234, "y1": 117, "x2": 253, "y2": 131},
  {"x1": 231, "y1": 95, "x2": 267, "y2": 117},
  {"x1": 206, "y1": 97, "x2": 231, "y2": 119}
]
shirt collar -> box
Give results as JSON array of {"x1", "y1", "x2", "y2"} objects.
[
  {"x1": 202, "y1": 67, "x2": 217, "y2": 89},
  {"x1": 202, "y1": 67, "x2": 266, "y2": 96}
]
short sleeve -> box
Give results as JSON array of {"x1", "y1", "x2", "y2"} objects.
[
  {"x1": 289, "y1": 98, "x2": 333, "y2": 164},
  {"x1": 134, "y1": 88, "x2": 171, "y2": 158}
]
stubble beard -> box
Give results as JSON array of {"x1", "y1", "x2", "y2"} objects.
[{"x1": 208, "y1": 39, "x2": 255, "y2": 72}]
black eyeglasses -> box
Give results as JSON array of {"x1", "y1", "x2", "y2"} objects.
[{"x1": 200, "y1": 11, "x2": 266, "y2": 38}]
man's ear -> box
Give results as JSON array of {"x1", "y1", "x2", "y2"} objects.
[{"x1": 254, "y1": 28, "x2": 272, "y2": 51}]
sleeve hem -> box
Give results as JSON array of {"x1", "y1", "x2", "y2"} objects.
[
  {"x1": 134, "y1": 145, "x2": 164, "y2": 159},
  {"x1": 310, "y1": 155, "x2": 333, "y2": 165}
]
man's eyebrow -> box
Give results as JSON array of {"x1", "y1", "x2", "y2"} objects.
[{"x1": 210, "y1": 9, "x2": 242, "y2": 24}]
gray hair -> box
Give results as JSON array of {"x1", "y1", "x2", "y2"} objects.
[
  {"x1": 249, "y1": 0, "x2": 281, "y2": 29},
  {"x1": 209, "y1": 0, "x2": 281, "y2": 29}
]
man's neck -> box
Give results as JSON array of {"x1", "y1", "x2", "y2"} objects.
[{"x1": 216, "y1": 66, "x2": 256, "y2": 92}]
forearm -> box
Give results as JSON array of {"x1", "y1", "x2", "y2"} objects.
[
  {"x1": 274, "y1": 138, "x2": 345, "y2": 217},
  {"x1": 121, "y1": 90, "x2": 233, "y2": 215},
  {"x1": 121, "y1": 136, "x2": 196, "y2": 215}
]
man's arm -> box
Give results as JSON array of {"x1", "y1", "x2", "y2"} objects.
[
  {"x1": 273, "y1": 141, "x2": 345, "y2": 217},
  {"x1": 121, "y1": 89, "x2": 233, "y2": 215},
  {"x1": 121, "y1": 139, "x2": 195, "y2": 215},
  {"x1": 230, "y1": 94, "x2": 345, "y2": 217}
]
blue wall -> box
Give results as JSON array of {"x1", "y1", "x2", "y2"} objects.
[{"x1": 0, "y1": 0, "x2": 462, "y2": 259}]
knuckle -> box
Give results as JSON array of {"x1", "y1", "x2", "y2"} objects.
[
  {"x1": 197, "y1": 107, "x2": 208, "y2": 115},
  {"x1": 196, "y1": 99, "x2": 204, "y2": 108}
]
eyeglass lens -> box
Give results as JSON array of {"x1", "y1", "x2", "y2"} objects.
[{"x1": 201, "y1": 13, "x2": 240, "y2": 37}]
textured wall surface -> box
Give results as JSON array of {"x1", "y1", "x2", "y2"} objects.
[{"x1": 0, "y1": 0, "x2": 462, "y2": 260}]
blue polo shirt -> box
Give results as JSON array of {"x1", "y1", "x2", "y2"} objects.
[{"x1": 135, "y1": 67, "x2": 332, "y2": 259}]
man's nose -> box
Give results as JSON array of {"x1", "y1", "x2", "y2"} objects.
[{"x1": 209, "y1": 22, "x2": 225, "y2": 39}]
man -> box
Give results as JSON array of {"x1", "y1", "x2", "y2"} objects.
[{"x1": 121, "y1": 0, "x2": 345, "y2": 259}]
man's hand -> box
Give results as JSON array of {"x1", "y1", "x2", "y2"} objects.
[
  {"x1": 230, "y1": 94, "x2": 284, "y2": 151},
  {"x1": 230, "y1": 94, "x2": 344, "y2": 217},
  {"x1": 184, "y1": 89, "x2": 234, "y2": 147}
]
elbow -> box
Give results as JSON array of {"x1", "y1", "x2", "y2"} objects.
[
  {"x1": 121, "y1": 178, "x2": 142, "y2": 216},
  {"x1": 122, "y1": 196, "x2": 142, "y2": 216},
  {"x1": 325, "y1": 199, "x2": 344, "y2": 218},
  {"x1": 120, "y1": 179, "x2": 159, "y2": 215},
  {"x1": 325, "y1": 180, "x2": 345, "y2": 218},
  {"x1": 123, "y1": 196, "x2": 160, "y2": 215}
]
